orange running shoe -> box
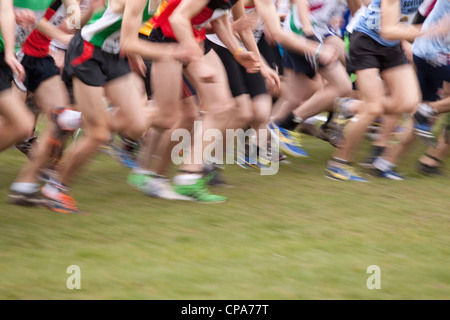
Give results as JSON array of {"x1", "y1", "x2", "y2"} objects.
[{"x1": 41, "y1": 183, "x2": 80, "y2": 214}]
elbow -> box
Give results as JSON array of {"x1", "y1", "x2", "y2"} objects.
[{"x1": 168, "y1": 12, "x2": 183, "y2": 30}]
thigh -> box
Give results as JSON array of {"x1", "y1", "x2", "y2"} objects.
[
  {"x1": 34, "y1": 76, "x2": 71, "y2": 114},
  {"x1": 105, "y1": 73, "x2": 148, "y2": 122},
  {"x1": 72, "y1": 77, "x2": 107, "y2": 130},
  {"x1": 150, "y1": 58, "x2": 183, "y2": 112},
  {"x1": 184, "y1": 49, "x2": 234, "y2": 114},
  {"x1": 283, "y1": 68, "x2": 321, "y2": 103},
  {"x1": 355, "y1": 68, "x2": 385, "y2": 108},
  {"x1": 381, "y1": 64, "x2": 421, "y2": 113}
]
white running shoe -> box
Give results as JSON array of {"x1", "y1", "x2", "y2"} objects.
[{"x1": 140, "y1": 176, "x2": 193, "y2": 201}]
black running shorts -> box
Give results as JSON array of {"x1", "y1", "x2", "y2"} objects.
[
  {"x1": 206, "y1": 39, "x2": 267, "y2": 98},
  {"x1": 0, "y1": 53, "x2": 13, "y2": 93},
  {"x1": 258, "y1": 34, "x2": 284, "y2": 76},
  {"x1": 349, "y1": 31, "x2": 408, "y2": 72},
  {"x1": 414, "y1": 54, "x2": 450, "y2": 102},
  {"x1": 282, "y1": 47, "x2": 317, "y2": 79},
  {"x1": 63, "y1": 33, "x2": 131, "y2": 87},
  {"x1": 16, "y1": 54, "x2": 60, "y2": 92}
]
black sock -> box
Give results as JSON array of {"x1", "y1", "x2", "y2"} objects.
[
  {"x1": 372, "y1": 145, "x2": 386, "y2": 158},
  {"x1": 276, "y1": 113, "x2": 298, "y2": 131},
  {"x1": 332, "y1": 157, "x2": 349, "y2": 165}
]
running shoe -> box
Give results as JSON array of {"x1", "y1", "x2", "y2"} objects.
[
  {"x1": 315, "y1": 123, "x2": 330, "y2": 142},
  {"x1": 139, "y1": 176, "x2": 193, "y2": 201},
  {"x1": 8, "y1": 190, "x2": 47, "y2": 207},
  {"x1": 203, "y1": 164, "x2": 232, "y2": 188},
  {"x1": 15, "y1": 135, "x2": 38, "y2": 159},
  {"x1": 325, "y1": 162, "x2": 368, "y2": 182},
  {"x1": 371, "y1": 168, "x2": 405, "y2": 181},
  {"x1": 174, "y1": 174, "x2": 227, "y2": 204},
  {"x1": 127, "y1": 171, "x2": 149, "y2": 189},
  {"x1": 417, "y1": 161, "x2": 443, "y2": 176},
  {"x1": 109, "y1": 139, "x2": 138, "y2": 169},
  {"x1": 41, "y1": 183, "x2": 80, "y2": 214},
  {"x1": 327, "y1": 98, "x2": 354, "y2": 148},
  {"x1": 267, "y1": 121, "x2": 309, "y2": 157},
  {"x1": 413, "y1": 106, "x2": 437, "y2": 147}
]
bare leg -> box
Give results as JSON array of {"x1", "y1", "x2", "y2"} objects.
[
  {"x1": 13, "y1": 76, "x2": 71, "y2": 184},
  {"x1": 0, "y1": 88, "x2": 34, "y2": 152},
  {"x1": 333, "y1": 68, "x2": 385, "y2": 162},
  {"x1": 293, "y1": 62, "x2": 352, "y2": 121}
]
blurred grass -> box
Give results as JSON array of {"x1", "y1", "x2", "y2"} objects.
[{"x1": 0, "y1": 134, "x2": 448, "y2": 300}]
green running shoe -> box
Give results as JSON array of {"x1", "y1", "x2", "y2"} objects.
[
  {"x1": 174, "y1": 174, "x2": 227, "y2": 204},
  {"x1": 127, "y1": 172, "x2": 149, "y2": 189}
]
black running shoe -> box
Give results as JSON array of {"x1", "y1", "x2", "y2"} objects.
[
  {"x1": 15, "y1": 135, "x2": 38, "y2": 159},
  {"x1": 203, "y1": 164, "x2": 232, "y2": 188},
  {"x1": 8, "y1": 190, "x2": 48, "y2": 207},
  {"x1": 417, "y1": 161, "x2": 444, "y2": 176}
]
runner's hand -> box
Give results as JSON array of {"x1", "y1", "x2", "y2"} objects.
[
  {"x1": 260, "y1": 64, "x2": 280, "y2": 95},
  {"x1": 4, "y1": 52, "x2": 26, "y2": 82},
  {"x1": 234, "y1": 49, "x2": 262, "y2": 73},
  {"x1": 14, "y1": 9, "x2": 36, "y2": 30}
]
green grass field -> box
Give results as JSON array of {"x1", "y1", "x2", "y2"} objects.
[{"x1": 0, "y1": 134, "x2": 448, "y2": 300}]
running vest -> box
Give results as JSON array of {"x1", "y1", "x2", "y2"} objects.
[
  {"x1": 284, "y1": 0, "x2": 342, "y2": 41},
  {"x1": 21, "y1": 0, "x2": 67, "y2": 57},
  {"x1": 152, "y1": 0, "x2": 238, "y2": 42},
  {"x1": 0, "y1": 0, "x2": 55, "y2": 53},
  {"x1": 139, "y1": 0, "x2": 168, "y2": 37},
  {"x1": 354, "y1": 0, "x2": 424, "y2": 47},
  {"x1": 81, "y1": 0, "x2": 159, "y2": 54},
  {"x1": 412, "y1": 0, "x2": 450, "y2": 65}
]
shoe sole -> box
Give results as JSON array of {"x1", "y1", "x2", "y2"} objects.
[
  {"x1": 7, "y1": 194, "x2": 47, "y2": 207},
  {"x1": 324, "y1": 171, "x2": 369, "y2": 182}
]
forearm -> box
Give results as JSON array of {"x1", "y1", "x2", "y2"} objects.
[
  {"x1": 36, "y1": 19, "x2": 70, "y2": 43},
  {"x1": 1, "y1": 8, "x2": 17, "y2": 55},
  {"x1": 294, "y1": 0, "x2": 314, "y2": 36},
  {"x1": 380, "y1": 23, "x2": 423, "y2": 42},
  {"x1": 380, "y1": 0, "x2": 422, "y2": 42},
  {"x1": 231, "y1": 1, "x2": 261, "y2": 59},
  {"x1": 122, "y1": 38, "x2": 177, "y2": 61},
  {"x1": 212, "y1": 16, "x2": 246, "y2": 56},
  {"x1": 169, "y1": 10, "x2": 198, "y2": 46},
  {"x1": 169, "y1": 0, "x2": 209, "y2": 46},
  {"x1": 121, "y1": 0, "x2": 176, "y2": 61}
]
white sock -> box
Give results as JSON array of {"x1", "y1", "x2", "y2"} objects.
[
  {"x1": 57, "y1": 110, "x2": 82, "y2": 130},
  {"x1": 131, "y1": 168, "x2": 154, "y2": 176},
  {"x1": 373, "y1": 156, "x2": 394, "y2": 172},
  {"x1": 173, "y1": 174, "x2": 202, "y2": 186},
  {"x1": 10, "y1": 182, "x2": 39, "y2": 194}
]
